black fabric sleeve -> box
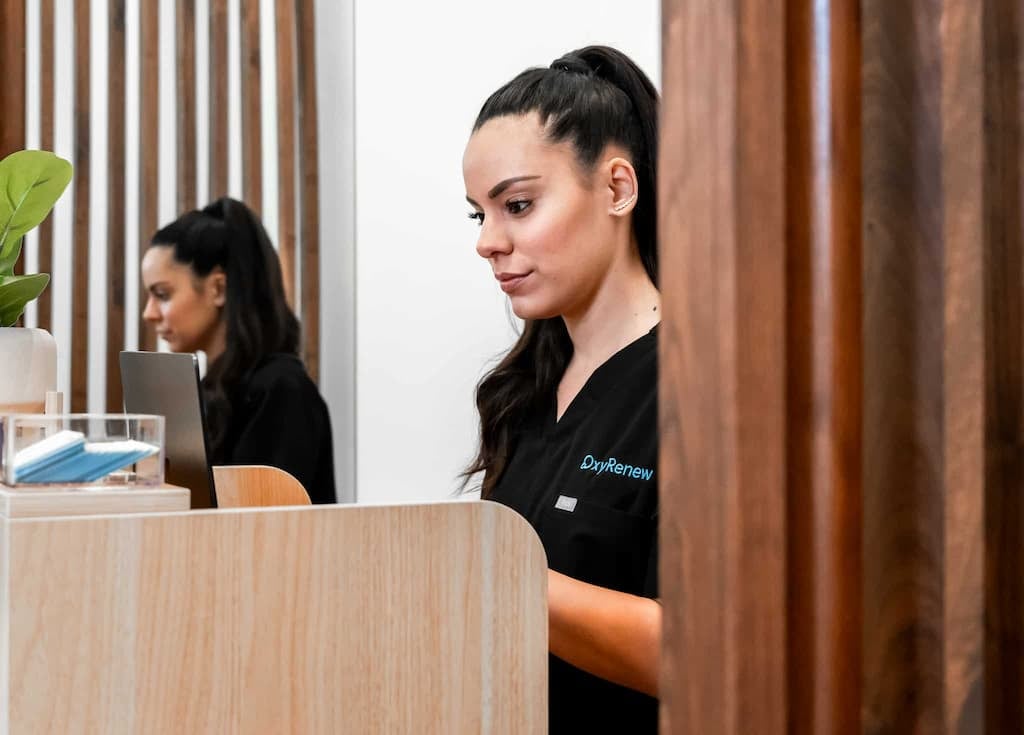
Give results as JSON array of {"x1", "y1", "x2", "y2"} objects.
[{"x1": 643, "y1": 516, "x2": 658, "y2": 598}]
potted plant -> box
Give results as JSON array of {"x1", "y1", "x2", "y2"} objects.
[{"x1": 0, "y1": 150, "x2": 73, "y2": 413}]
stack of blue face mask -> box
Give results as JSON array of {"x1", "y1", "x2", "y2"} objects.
[{"x1": 11, "y1": 430, "x2": 159, "y2": 484}]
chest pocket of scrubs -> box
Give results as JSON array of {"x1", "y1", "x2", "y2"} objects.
[{"x1": 540, "y1": 498, "x2": 654, "y2": 595}]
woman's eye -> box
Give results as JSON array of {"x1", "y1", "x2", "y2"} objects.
[
  {"x1": 468, "y1": 211, "x2": 484, "y2": 226},
  {"x1": 507, "y1": 199, "x2": 531, "y2": 215}
]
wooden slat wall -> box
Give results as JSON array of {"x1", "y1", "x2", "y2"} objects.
[
  {"x1": 208, "y1": 0, "x2": 229, "y2": 199},
  {"x1": 137, "y1": 0, "x2": 159, "y2": 352},
  {"x1": 275, "y1": 0, "x2": 297, "y2": 307},
  {"x1": 240, "y1": 0, "x2": 262, "y2": 212},
  {"x1": 10, "y1": 0, "x2": 325, "y2": 407},
  {"x1": 661, "y1": 0, "x2": 1024, "y2": 733},
  {"x1": 106, "y1": 0, "x2": 126, "y2": 412},
  {"x1": 297, "y1": 0, "x2": 320, "y2": 381},
  {"x1": 71, "y1": 0, "x2": 91, "y2": 412}
]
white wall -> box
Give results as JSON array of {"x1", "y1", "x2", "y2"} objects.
[{"x1": 347, "y1": 3, "x2": 661, "y2": 503}]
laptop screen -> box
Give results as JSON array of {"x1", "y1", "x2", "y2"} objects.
[{"x1": 119, "y1": 351, "x2": 217, "y2": 509}]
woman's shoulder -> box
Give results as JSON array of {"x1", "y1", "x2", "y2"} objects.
[{"x1": 242, "y1": 353, "x2": 319, "y2": 398}]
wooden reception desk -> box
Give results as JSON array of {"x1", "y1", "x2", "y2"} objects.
[{"x1": 0, "y1": 478, "x2": 547, "y2": 734}]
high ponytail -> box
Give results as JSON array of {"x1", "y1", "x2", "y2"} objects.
[
  {"x1": 150, "y1": 197, "x2": 300, "y2": 461},
  {"x1": 464, "y1": 46, "x2": 660, "y2": 496}
]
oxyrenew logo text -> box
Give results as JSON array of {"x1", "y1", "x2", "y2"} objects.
[{"x1": 579, "y1": 454, "x2": 654, "y2": 481}]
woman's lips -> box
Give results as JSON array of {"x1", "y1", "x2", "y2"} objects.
[{"x1": 496, "y1": 272, "x2": 531, "y2": 294}]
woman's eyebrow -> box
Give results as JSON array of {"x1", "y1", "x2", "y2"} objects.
[{"x1": 487, "y1": 175, "x2": 541, "y2": 199}]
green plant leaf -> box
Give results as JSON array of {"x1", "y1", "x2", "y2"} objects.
[
  {"x1": 0, "y1": 236, "x2": 22, "y2": 275},
  {"x1": 0, "y1": 150, "x2": 73, "y2": 275},
  {"x1": 0, "y1": 273, "x2": 50, "y2": 327}
]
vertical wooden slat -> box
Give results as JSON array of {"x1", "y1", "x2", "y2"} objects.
[
  {"x1": 659, "y1": 0, "x2": 786, "y2": 732},
  {"x1": 861, "y1": 0, "x2": 946, "y2": 730},
  {"x1": 138, "y1": 0, "x2": 159, "y2": 352},
  {"x1": 71, "y1": 0, "x2": 90, "y2": 411},
  {"x1": 785, "y1": 2, "x2": 862, "y2": 733},
  {"x1": 0, "y1": 0, "x2": 26, "y2": 157},
  {"x1": 275, "y1": 0, "x2": 297, "y2": 306},
  {"x1": 105, "y1": 0, "x2": 126, "y2": 411},
  {"x1": 176, "y1": 0, "x2": 197, "y2": 211},
  {"x1": 37, "y1": 0, "x2": 55, "y2": 332},
  {"x1": 208, "y1": 0, "x2": 228, "y2": 199},
  {"x1": 2, "y1": 0, "x2": 27, "y2": 297},
  {"x1": 239, "y1": 0, "x2": 261, "y2": 212},
  {"x1": 983, "y1": 0, "x2": 1024, "y2": 729},
  {"x1": 296, "y1": 0, "x2": 320, "y2": 381},
  {"x1": 943, "y1": 0, "x2": 987, "y2": 730}
]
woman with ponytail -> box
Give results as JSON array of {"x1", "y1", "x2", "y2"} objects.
[
  {"x1": 141, "y1": 197, "x2": 336, "y2": 504},
  {"x1": 463, "y1": 46, "x2": 661, "y2": 732}
]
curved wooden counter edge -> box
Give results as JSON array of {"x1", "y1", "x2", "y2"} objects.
[
  {"x1": 1, "y1": 500, "x2": 548, "y2": 733},
  {"x1": 212, "y1": 464, "x2": 312, "y2": 507}
]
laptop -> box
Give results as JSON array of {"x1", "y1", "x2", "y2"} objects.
[{"x1": 120, "y1": 351, "x2": 217, "y2": 509}]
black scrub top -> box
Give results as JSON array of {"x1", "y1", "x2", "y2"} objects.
[
  {"x1": 212, "y1": 353, "x2": 337, "y2": 504},
  {"x1": 489, "y1": 326, "x2": 659, "y2": 734}
]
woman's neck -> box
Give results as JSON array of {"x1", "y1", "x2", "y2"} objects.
[
  {"x1": 562, "y1": 254, "x2": 660, "y2": 372},
  {"x1": 201, "y1": 321, "x2": 228, "y2": 367}
]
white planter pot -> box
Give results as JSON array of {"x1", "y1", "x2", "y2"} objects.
[{"x1": 0, "y1": 328, "x2": 57, "y2": 414}]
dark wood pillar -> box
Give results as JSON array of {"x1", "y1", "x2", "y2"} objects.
[
  {"x1": 661, "y1": 0, "x2": 1022, "y2": 732},
  {"x1": 659, "y1": 0, "x2": 788, "y2": 731}
]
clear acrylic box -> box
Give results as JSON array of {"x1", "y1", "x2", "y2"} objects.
[{"x1": 1, "y1": 414, "x2": 165, "y2": 487}]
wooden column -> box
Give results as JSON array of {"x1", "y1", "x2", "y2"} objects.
[
  {"x1": 662, "y1": 0, "x2": 1022, "y2": 732},
  {"x1": 659, "y1": 0, "x2": 788, "y2": 732},
  {"x1": 785, "y1": 2, "x2": 863, "y2": 733}
]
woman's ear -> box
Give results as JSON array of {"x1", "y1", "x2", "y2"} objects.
[
  {"x1": 208, "y1": 268, "x2": 227, "y2": 308},
  {"x1": 607, "y1": 156, "x2": 639, "y2": 216}
]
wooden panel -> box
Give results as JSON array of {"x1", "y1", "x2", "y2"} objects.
[
  {"x1": 0, "y1": 0, "x2": 25, "y2": 157},
  {"x1": 106, "y1": 0, "x2": 126, "y2": 412},
  {"x1": 138, "y1": 0, "x2": 159, "y2": 352},
  {"x1": 296, "y1": 0, "x2": 320, "y2": 381},
  {"x1": 71, "y1": 0, "x2": 90, "y2": 412},
  {"x1": 0, "y1": 483, "x2": 189, "y2": 518},
  {"x1": 176, "y1": 0, "x2": 197, "y2": 211},
  {"x1": 37, "y1": 0, "x2": 55, "y2": 332},
  {"x1": 239, "y1": 0, "x2": 261, "y2": 211},
  {"x1": 983, "y1": 0, "x2": 1024, "y2": 730},
  {"x1": 275, "y1": 0, "x2": 297, "y2": 305},
  {"x1": 208, "y1": 0, "x2": 228, "y2": 199},
  {"x1": 212, "y1": 464, "x2": 311, "y2": 507},
  {"x1": 659, "y1": 0, "x2": 786, "y2": 732},
  {"x1": 784, "y1": 2, "x2": 862, "y2": 733},
  {"x1": 4, "y1": 503, "x2": 547, "y2": 733}
]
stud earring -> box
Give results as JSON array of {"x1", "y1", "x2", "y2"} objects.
[{"x1": 613, "y1": 193, "x2": 637, "y2": 212}]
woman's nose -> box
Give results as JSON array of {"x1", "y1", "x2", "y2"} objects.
[
  {"x1": 142, "y1": 296, "x2": 160, "y2": 323},
  {"x1": 475, "y1": 222, "x2": 513, "y2": 260}
]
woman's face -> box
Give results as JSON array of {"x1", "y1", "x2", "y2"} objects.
[
  {"x1": 140, "y1": 246, "x2": 226, "y2": 354},
  {"x1": 463, "y1": 113, "x2": 621, "y2": 321}
]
